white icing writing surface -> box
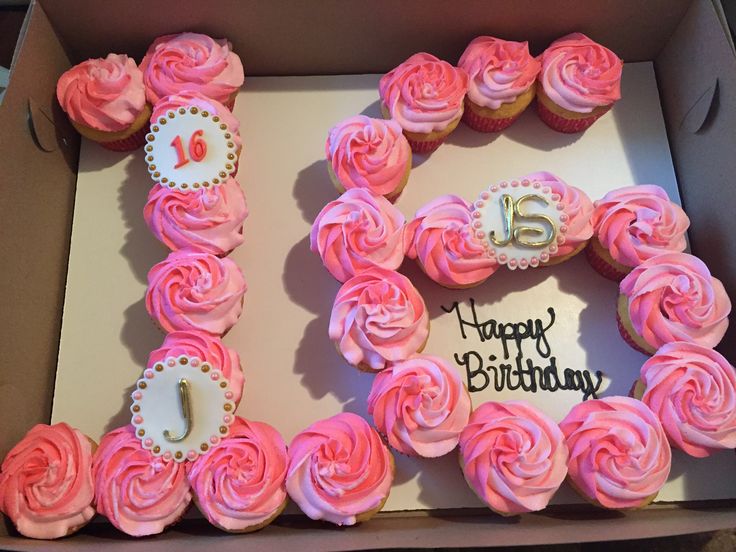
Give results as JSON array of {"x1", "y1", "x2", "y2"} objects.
[{"x1": 52, "y1": 64, "x2": 736, "y2": 512}]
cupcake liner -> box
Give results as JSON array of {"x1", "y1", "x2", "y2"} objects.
[
  {"x1": 98, "y1": 122, "x2": 151, "y2": 152},
  {"x1": 536, "y1": 100, "x2": 605, "y2": 133},
  {"x1": 462, "y1": 108, "x2": 519, "y2": 133},
  {"x1": 406, "y1": 137, "x2": 445, "y2": 154},
  {"x1": 616, "y1": 309, "x2": 652, "y2": 356},
  {"x1": 584, "y1": 241, "x2": 629, "y2": 282}
]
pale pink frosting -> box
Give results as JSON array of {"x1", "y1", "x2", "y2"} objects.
[
  {"x1": 326, "y1": 116, "x2": 411, "y2": 197},
  {"x1": 620, "y1": 252, "x2": 731, "y2": 350},
  {"x1": 640, "y1": 342, "x2": 736, "y2": 457},
  {"x1": 92, "y1": 425, "x2": 191, "y2": 536},
  {"x1": 143, "y1": 177, "x2": 248, "y2": 256},
  {"x1": 329, "y1": 267, "x2": 429, "y2": 371},
  {"x1": 0, "y1": 423, "x2": 94, "y2": 539},
  {"x1": 560, "y1": 396, "x2": 671, "y2": 509},
  {"x1": 592, "y1": 185, "x2": 689, "y2": 267},
  {"x1": 187, "y1": 417, "x2": 288, "y2": 531},
  {"x1": 310, "y1": 188, "x2": 406, "y2": 282},
  {"x1": 367, "y1": 354, "x2": 471, "y2": 457},
  {"x1": 406, "y1": 195, "x2": 498, "y2": 287},
  {"x1": 539, "y1": 33, "x2": 623, "y2": 113},
  {"x1": 286, "y1": 413, "x2": 393, "y2": 526},
  {"x1": 379, "y1": 53, "x2": 469, "y2": 134},
  {"x1": 458, "y1": 36, "x2": 540, "y2": 110},
  {"x1": 459, "y1": 401, "x2": 568, "y2": 515},
  {"x1": 146, "y1": 251, "x2": 247, "y2": 336},
  {"x1": 148, "y1": 330, "x2": 244, "y2": 405},
  {"x1": 141, "y1": 33, "x2": 244, "y2": 105},
  {"x1": 56, "y1": 53, "x2": 145, "y2": 132}
]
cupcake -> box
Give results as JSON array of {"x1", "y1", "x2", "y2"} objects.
[
  {"x1": 56, "y1": 53, "x2": 151, "y2": 151},
  {"x1": 0, "y1": 423, "x2": 95, "y2": 539},
  {"x1": 187, "y1": 417, "x2": 288, "y2": 533},
  {"x1": 618, "y1": 252, "x2": 731, "y2": 354},
  {"x1": 537, "y1": 33, "x2": 623, "y2": 133},
  {"x1": 458, "y1": 36, "x2": 540, "y2": 132},
  {"x1": 330, "y1": 268, "x2": 429, "y2": 372},
  {"x1": 379, "y1": 53, "x2": 468, "y2": 153},
  {"x1": 587, "y1": 185, "x2": 690, "y2": 281},
  {"x1": 140, "y1": 32, "x2": 244, "y2": 109},
  {"x1": 560, "y1": 396, "x2": 671, "y2": 510},
  {"x1": 286, "y1": 413, "x2": 394, "y2": 526},
  {"x1": 326, "y1": 116, "x2": 412, "y2": 201},
  {"x1": 368, "y1": 354, "x2": 471, "y2": 457},
  {"x1": 459, "y1": 401, "x2": 568, "y2": 516}
]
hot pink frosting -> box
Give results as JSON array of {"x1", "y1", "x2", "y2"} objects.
[
  {"x1": 92, "y1": 425, "x2": 191, "y2": 536},
  {"x1": 367, "y1": 354, "x2": 471, "y2": 457},
  {"x1": 310, "y1": 188, "x2": 406, "y2": 282},
  {"x1": 286, "y1": 413, "x2": 393, "y2": 526},
  {"x1": 640, "y1": 342, "x2": 736, "y2": 457},
  {"x1": 560, "y1": 396, "x2": 671, "y2": 509},
  {"x1": 329, "y1": 267, "x2": 429, "y2": 371},
  {"x1": 0, "y1": 423, "x2": 94, "y2": 539},
  {"x1": 406, "y1": 195, "x2": 498, "y2": 287},
  {"x1": 620, "y1": 252, "x2": 731, "y2": 350},
  {"x1": 146, "y1": 250, "x2": 247, "y2": 336},
  {"x1": 326, "y1": 116, "x2": 411, "y2": 197},
  {"x1": 459, "y1": 401, "x2": 568, "y2": 515},
  {"x1": 141, "y1": 33, "x2": 244, "y2": 105},
  {"x1": 379, "y1": 53, "x2": 469, "y2": 134},
  {"x1": 187, "y1": 417, "x2": 288, "y2": 531},
  {"x1": 592, "y1": 185, "x2": 689, "y2": 267},
  {"x1": 539, "y1": 33, "x2": 623, "y2": 113},
  {"x1": 56, "y1": 53, "x2": 145, "y2": 132},
  {"x1": 148, "y1": 330, "x2": 244, "y2": 405},
  {"x1": 458, "y1": 36, "x2": 540, "y2": 110},
  {"x1": 143, "y1": 177, "x2": 248, "y2": 256}
]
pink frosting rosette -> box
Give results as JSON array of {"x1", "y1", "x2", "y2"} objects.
[
  {"x1": 459, "y1": 401, "x2": 568, "y2": 515},
  {"x1": 592, "y1": 185, "x2": 689, "y2": 267},
  {"x1": 640, "y1": 342, "x2": 736, "y2": 457},
  {"x1": 0, "y1": 423, "x2": 95, "y2": 539},
  {"x1": 144, "y1": 177, "x2": 248, "y2": 256},
  {"x1": 187, "y1": 417, "x2": 288, "y2": 532},
  {"x1": 379, "y1": 53, "x2": 469, "y2": 134},
  {"x1": 310, "y1": 188, "x2": 406, "y2": 283},
  {"x1": 329, "y1": 267, "x2": 429, "y2": 371},
  {"x1": 286, "y1": 413, "x2": 393, "y2": 526},
  {"x1": 141, "y1": 32, "x2": 244, "y2": 105},
  {"x1": 458, "y1": 36, "x2": 540, "y2": 110},
  {"x1": 406, "y1": 195, "x2": 498, "y2": 288},
  {"x1": 367, "y1": 354, "x2": 471, "y2": 457},
  {"x1": 92, "y1": 425, "x2": 192, "y2": 536},
  {"x1": 620, "y1": 252, "x2": 731, "y2": 350},
  {"x1": 560, "y1": 396, "x2": 671, "y2": 509},
  {"x1": 146, "y1": 250, "x2": 247, "y2": 336},
  {"x1": 56, "y1": 53, "x2": 146, "y2": 132}
]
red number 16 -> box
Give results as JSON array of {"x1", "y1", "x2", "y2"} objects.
[{"x1": 171, "y1": 130, "x2": 207, "y2": 169}]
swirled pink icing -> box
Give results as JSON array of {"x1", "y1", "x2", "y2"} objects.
[
  {"x1": 148, "y1": 330, "x2": 244, "y2": 404},
  {"x1": 286, "y1": 413, "x2": 393, "y2": 526},
  {"x1": 367, "y1": 354, "x2": 471, "y2": 457},
  {"x1": 326, "y1": 116, "x2": 411, "y2": 197},
  {"x1": 140, "y1": 33, "x2": 244, "y2": 105},
  {"x1": 620, "y1": 252, "x2": 731, "y2": 350},
  {"x1": 56, "y1": 54, "x2": 145, "y2": 132},
  {"x1": 143, "y1": 177, "x2": 248, "y2": 256},
  {"x1": 146, "y1": 250, "x2": 247, "y2": 335},
  {"x1": 539, "y1": 33, "x2": 623, "y2": 113},
  {"x1": 310, "y1": 188, "x2": 406, "y2": 282},
  {"x1": 458, "y1": 36, "x2": 540, "y2": 110},
  {"x1": 187, "y1": 417, "x2": 288, "y2": 531},
  {"x1": 640, "y1": 342, "x2": 736, "y2": 457},
  {"x1": 92, "y1": 425, "x2": 191, "y2": 536},
  {"x1": 0, "y1": 423, "x2": 94, "y2": 539},
  {"x1": 406, "y1": 195, "x2": 498, "y2": 287},
  {"x1": 329, "y1": 267, "x2": 429, "y2": 371},
  {"x1": 379, "y1": 53, "x2": 469, "y2": 134},
  {"x1": 560, "y1": 396, "x2": 671, "y2": 509},
  {"x1": 459, "y1": 401, "x2": 568, "y2": 515}
]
